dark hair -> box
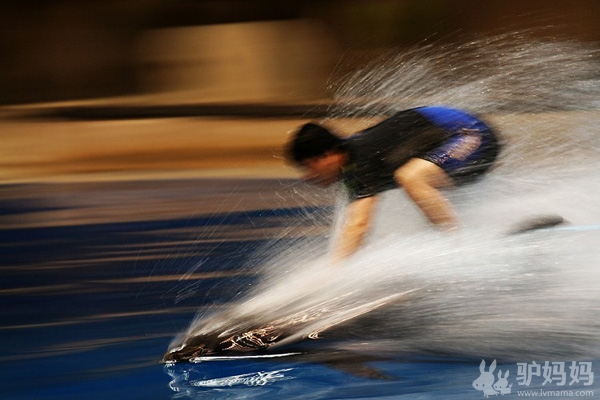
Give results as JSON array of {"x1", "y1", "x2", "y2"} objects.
[{"x1": 287, "y1": 123, "x2": 344, "y2": 164}]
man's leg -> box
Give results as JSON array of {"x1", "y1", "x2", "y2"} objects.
[{"x1": 394, "y1": 158, "x2": 456, "y2": 230}]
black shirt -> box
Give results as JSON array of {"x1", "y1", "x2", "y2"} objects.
[{"x1": 342, "y1": 109, "x2": 449, "y2": 199}]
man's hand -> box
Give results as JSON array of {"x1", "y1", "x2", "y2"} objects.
[{"x1": 331, "y1": 196, "x2": 378, "y2": 263}]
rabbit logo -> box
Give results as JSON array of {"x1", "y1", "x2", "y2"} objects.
[
  {"x1": 493, "y1": 370, "x2": 512, "y2": 395},
  {"x1": 472, "y1": 359, "x2": 512, "y2": 397}
]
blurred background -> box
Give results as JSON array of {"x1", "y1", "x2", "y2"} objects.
[
  {"x1": 1, "y1": 0, "x2": 600, "y2": 182},
  {"x1": 2, "y1": 0, "x2": 600, "y2": 104},
  {"x1": 2, "y1": 4, "x2": 600, "y2": 399}
]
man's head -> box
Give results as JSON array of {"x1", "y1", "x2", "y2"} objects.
[{"x1": 287, "y1": 123, "x2": 347, "y2": 187}]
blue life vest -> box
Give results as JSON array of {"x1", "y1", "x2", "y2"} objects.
[{"x1": 415, "y1": 106, "x2": 491, "y2": 134}]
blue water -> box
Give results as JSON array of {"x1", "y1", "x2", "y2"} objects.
[{"x1": 1, "y1": 179, "x2": 598, "y2": 399}]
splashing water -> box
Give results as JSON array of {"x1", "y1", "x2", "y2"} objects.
[
  {"x1": 169, "y1": 32, "x2": 600, "y2": 362},
  {"x1": 328, "y1": 30, "x2": 600, "y2": 115}
]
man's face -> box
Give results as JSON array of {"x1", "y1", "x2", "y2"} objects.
[{"x1": 299, "y1": 151, "x2": 345, "y2": 187}]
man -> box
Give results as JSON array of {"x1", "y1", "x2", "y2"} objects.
[{"x1": 286, "y1": 106, "x2": 500, "y2": 262}]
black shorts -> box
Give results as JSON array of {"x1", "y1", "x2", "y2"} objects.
[{"x1": 420, "y1": 128, "x2": 500, "y2": 184}]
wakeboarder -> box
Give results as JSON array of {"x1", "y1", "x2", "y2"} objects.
[{"x1": 286, "y1": 106, "x2": 500, "y2": 261}]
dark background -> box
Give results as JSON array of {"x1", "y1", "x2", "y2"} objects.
[{"x1": 1, "y1": 0, "x2": 600, "y2": 104}]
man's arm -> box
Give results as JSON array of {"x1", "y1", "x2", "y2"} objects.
[
  {"x1": 331, "y1": 196, "x2": 378, "y2": 263},
  {"x1": 394, "y1": 158, "x2": 457, "y2": 230}
]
